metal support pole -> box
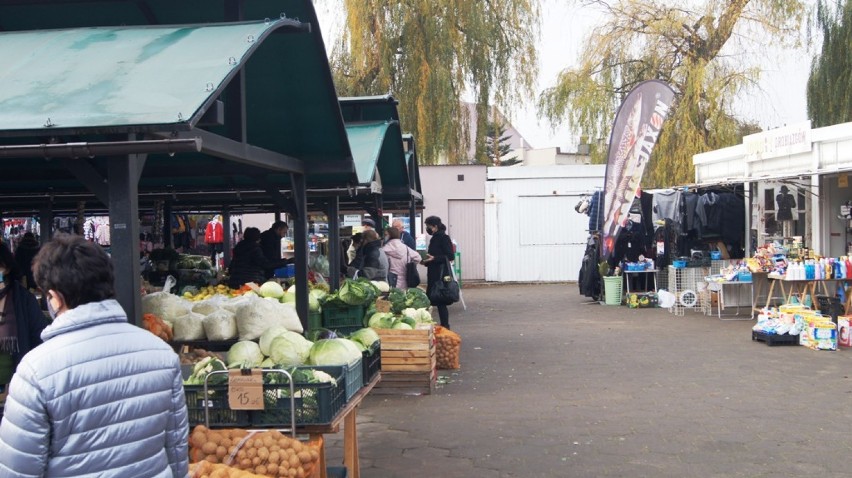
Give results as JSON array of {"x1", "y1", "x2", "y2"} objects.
[
  {"x1": 408, "y1": 198, "x2": 417, "y2": 238},
  {"x1": 163, "y1": 202, "x2": 173, "y2": 248},
  {"x1": 327, "y1": 197, "x2": 341, "y2": 290},
  {"x1": 222, "y1": 208, "x2": 232, "y2": 268},
  {"x1": 39, "y1": 204, "x2": 53, "y2": 242},
  {"x1": 292, "y1": 174, "x2": 309, "y2": 330},
  {"x1": 108, "y1": 153, "x2": 143, "y2": 327}
]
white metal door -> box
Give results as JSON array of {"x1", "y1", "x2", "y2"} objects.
[{"x1": 448, "y1": 199, "x2": 486, "y2": 281}]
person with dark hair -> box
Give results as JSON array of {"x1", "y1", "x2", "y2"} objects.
[
  {"x1": 0, "y1": 234, "x2": 189, "y2": 477},
  {"x1": 260, "y1": 221, "x2": 293, "y2": 278},
  {"x1": 0, "y1": 242, "x2": 48, "y2": 393},
  {"x1": 348, "y1": 229, "x2": 388, "y2": 281},
  {"x1": 12, "y1": 232, "x2": 40, "y2": 290},
  {"x1": 422, "y1": 216, "x2": 455, "y2": 328},
  {"x1": 228, "y1": 227, "x2": 287, "y2": 288}
]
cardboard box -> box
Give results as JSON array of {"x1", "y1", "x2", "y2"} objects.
[
  {"x1": 838, "y1": 317, "x2": 852, "y2": 347},
  {"x1": 797, "y1": 313, "x2": 837, "y2": 351}
]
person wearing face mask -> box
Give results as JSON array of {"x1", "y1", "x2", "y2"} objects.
[
  {"x1": 0, "y1": 242, "x2": 48, "y2": 395},
  {"x1": 0, "y1": 234, "x2": 189, "y2": 478},
  {"x1": 421, "y1": 216, "x2": 455, "y2": 329}
]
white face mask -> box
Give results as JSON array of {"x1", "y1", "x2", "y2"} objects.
[{"x1": 47, "y1": 297, "x2": 58, "y2": 319}]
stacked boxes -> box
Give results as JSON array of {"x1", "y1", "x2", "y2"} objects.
[
  {"x1": 796, "y1": 311, "x2": 837, "y2": 351},
  {"x1": 374, "y1": 324, "x2": 436, "y2": 395}
]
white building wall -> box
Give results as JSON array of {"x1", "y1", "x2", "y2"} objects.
[
  {"x1": 485, "y1": 165, "x2": 606, "y2": 282},
  {"x1": 420, "y1": 165, "x2": 487, "y2": 280}
]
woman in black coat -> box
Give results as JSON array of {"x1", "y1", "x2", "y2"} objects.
[
  {"x1": 422, "y1": 216, "x2": 455, "y2": 328},
  {"x1": 227, "y1": 228, "x2": 287, "y2": 288},
  {"x1": 0, "y1": 242, "x2": 49, "y2": 389}
]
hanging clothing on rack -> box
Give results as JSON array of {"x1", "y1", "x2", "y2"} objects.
[
  {"x1": 578, "y1": 234, "x2": 602, "y2": 300},
  {"x1": 586, "y1": 191, "x2": 604, "y2": 232},
  {"x1": 652, "y1": 189, "x2": 683, "y2": 225}
]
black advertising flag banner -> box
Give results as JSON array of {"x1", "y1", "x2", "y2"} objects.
[{"x1": 601, "y1": 80, "x2": 675, "y2": 259}]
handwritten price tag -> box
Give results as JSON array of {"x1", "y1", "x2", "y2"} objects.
[{"x1": 228, "y1": 369, "x2": 265, "y2": 410}]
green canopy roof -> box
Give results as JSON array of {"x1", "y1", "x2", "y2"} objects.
[
  {"x1": 339, "y1": 95, "x2": 400, "y2": 123},
  {"x1": 0, "y1": 22, "x2": 296, "y2": 132},
  {"x1": 347, "y1": 121, "x2": 394, "y2": 184},
  {"x1": 340, "y1": 96, "x2": 421, "y2": 204}
]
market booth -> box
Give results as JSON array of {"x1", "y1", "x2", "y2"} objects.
[
  {"x1": 0, "y1": 1, "x2": 411, "y2": 475},
  {"x1": 687, "y1": 121, "x2": 852, "y2": 346}
]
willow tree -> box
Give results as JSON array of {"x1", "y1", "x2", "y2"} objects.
[
  {"x1": 326, "y1": 1, "x2": 539, "y2": 165},
  {"x1": 807, "y1": 0, "x2": 852, "y2": 128},
  {"x1": 539, "y1": 0, "x2": 807, "y2": 187}
]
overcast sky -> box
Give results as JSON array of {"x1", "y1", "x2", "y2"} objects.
[{"x1": 315, "y1": 1, "x2": 813, "y2": 152}]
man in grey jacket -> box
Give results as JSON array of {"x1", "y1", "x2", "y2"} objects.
[{"x1": 0, "y1": 234, "x2": 189, "y2": 477}]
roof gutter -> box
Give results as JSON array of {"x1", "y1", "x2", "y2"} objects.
[{"x1": 0, "y1": 138, "x2": 201, "y2": 159}]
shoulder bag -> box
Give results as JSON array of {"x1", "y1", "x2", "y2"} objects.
[
  {"x1": 405, "y1": 248, "x2": 421, "y2": 288},
  {"x1": 428, "y1": 258, "x2": 459, "y2": 305}
]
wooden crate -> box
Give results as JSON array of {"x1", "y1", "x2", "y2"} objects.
[
  {"x1": 374, "y1": 325, "x2": 436, "y2": 395},
  {"x1": 372, "y1": 369, "x2": 436, "y2": 395}
]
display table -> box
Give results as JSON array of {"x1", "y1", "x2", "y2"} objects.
[
  {"x1": 624, "y1": 269, "x2": 658, "y2": 294},
  {"x1": 764, "y1": 277, "x2": 839, "y2": 310},
  {"x1": 704, "y1": 278, "x2": 754, "y2": 320},
  {"x1": 299, "y1": 372, "x2": 381, "y2": 478}
]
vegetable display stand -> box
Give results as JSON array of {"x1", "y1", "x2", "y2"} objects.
[
  {"x1": 373, "y1": 325, "x2": 436, "y2": 395},
  {"x1": 299, "y1": 372, "x2": 382, "y2": 478},
  {"x1": 184, "y1": 367, "x2": 347, "y2": 428}
]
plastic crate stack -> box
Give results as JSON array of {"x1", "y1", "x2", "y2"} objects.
[
  {"x1": 710, "y1": 259, "x2": 728, "y2": 276},
  {"x1": 667, "y1": 265, "x2": 710, "y2": 316}
]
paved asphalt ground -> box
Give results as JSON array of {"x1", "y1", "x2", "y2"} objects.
[{"x1": 324, "y1": 283, "x2": 852, "y2": 477}]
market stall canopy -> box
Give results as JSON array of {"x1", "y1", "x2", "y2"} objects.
[
  {"x1": 339, "y1": 96, "x2": 423, "y2": 210},
  {"x1": 0, "y1": 17, "x2": 358, "y2": 213},
  {"x1": 347, "y1": 121, "x2": 403, "y2": 186}
]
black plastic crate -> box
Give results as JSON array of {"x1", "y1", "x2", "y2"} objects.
[
  {"x1": 308, "y1": 312, "x2": 322, "y2": 332},
  {"x1": 340, "y1": 359, "x2": 364, "y2": 402},
  {"x1": 184, "y1": 384, "x2": 251, "y2": 428},
  {"x1": 362, "y1": 343, "x2": 381, "y2": 384},
  {"x1": 816, "y1": 295, "x2": 844, "y2": 320},
  {"x1": 184, "y1": 366, "x2": 347, "y2": 428},
  {"x1": 752, "y1": 330, "x2": 800, "y2": 346}
]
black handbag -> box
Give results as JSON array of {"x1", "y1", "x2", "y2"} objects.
[
  {"x1": 428, "y1": 258, "x2": 459, "y2": 305},
  {"x1": 406, "y1": 248, "x2": 421, "y2": 288}
]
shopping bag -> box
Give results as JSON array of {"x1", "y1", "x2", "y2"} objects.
[
  {"x1": 406, "y1": 262, "x2": 421, "y2": 288},
  {"x1": 428, "y1": 259, "x2": 459, "y2": 305},
  {"x1": 405, "y1": 248, "x2": 421, "y2": 288}
]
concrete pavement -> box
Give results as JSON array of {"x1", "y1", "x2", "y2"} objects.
[{"x1": 325, "y1": 283, "x2": 852, "y2": 477}]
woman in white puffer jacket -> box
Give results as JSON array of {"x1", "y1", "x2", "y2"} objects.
[{"x1": 0, "y1": 234, "x2": 189, "y2": 478}]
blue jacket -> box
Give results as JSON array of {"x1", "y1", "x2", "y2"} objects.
[{"x1": 0, "y1": 299, "x2": 189, "y2": 478}]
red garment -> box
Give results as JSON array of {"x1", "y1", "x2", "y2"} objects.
[{"x1": 205, "y1": 221, "x2": 223, "y2": 244}]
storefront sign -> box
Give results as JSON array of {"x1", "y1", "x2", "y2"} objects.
[
  {"x1": 343, "y1": 214, "x2": 362, "y2": 227},
  {"x1": 744, "y1": 121, "x2": 812, "y2": 162}
]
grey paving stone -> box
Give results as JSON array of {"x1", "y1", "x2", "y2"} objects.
[{"x1": 315, "y1": 284, "x2": 852, "y2": 477}]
